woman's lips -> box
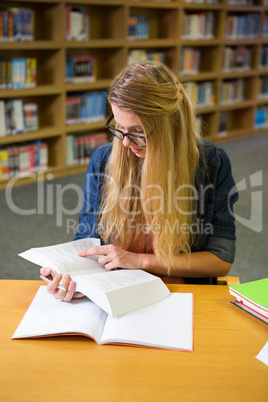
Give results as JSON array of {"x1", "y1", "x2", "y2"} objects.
[{"x1": 130, "y1": 148, "x2": 142, "y2": 153}]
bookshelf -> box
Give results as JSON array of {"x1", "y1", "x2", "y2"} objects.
[{"x1": 0, "y1": 0, "x2": 268, "y2": 188}]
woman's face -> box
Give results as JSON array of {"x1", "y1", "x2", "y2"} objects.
[{"x1": 111, "y1": 104, "x2": 146, "y2": 159}]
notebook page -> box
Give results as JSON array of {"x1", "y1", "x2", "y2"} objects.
[
  {"x1": 12, "y1": 286, "x2": 107, "y2": 342},
  {"x1": 101, "y1": 293, "x2": 193, "y2": 351}
]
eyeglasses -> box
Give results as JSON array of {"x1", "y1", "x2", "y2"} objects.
[{"x1": 105, "y1": 113, "x2": 146, "y2": 147}]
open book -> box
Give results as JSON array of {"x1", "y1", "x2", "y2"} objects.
[
  {"x1": 19, "y1": 238, "x2": 170, "y2": 317},
  {"x1": 12, "y1": 286, "x2": 193, "y2": 351}
]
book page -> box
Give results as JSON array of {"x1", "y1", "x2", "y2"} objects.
[
  {"x1": 12, "y1": 286, "x2": 107, "y2": 342},
  {"x1": 19, "y1": 238, "x2": 105, "y2": 276},
  {"x1": 78, "y1": 269, "x2": 157, "y2": 293},
  {"x1": 100, "y1": 293, "x2": 193, "y2": 351}
]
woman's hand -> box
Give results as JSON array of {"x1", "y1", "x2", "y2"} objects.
[
  {"x1": 78, "y1": 244, "x2": 143, "y2": 271},
  {"x1": 40, "y1": 267, "x2": 85, "y2": 302}
]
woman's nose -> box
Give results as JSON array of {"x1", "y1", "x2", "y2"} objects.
[{"x1": 122, "y1": 135, "x2": 132, "y2": 147}]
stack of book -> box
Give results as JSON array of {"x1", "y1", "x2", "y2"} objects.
[
  {"x1": 220, "y1": 79, "x2": 245, "y2": 105},
  {"x1": 127, "y1": 50, "x2": 165, "y2": 64},
  {"x1": 65, "y1": 90, "x2": 106, "y2": 125},
  {"x1": 66, "y1": 132, "x2": 108, "y2": 166},
  {"x1": 0, "y1": 140, "x2": 48, "y2": 180},
  {"x1": 180, "y1": 48, "x2": 201, "y2": 75},
  {"x1": 0, "y1": 58, "x2": 36, "y2": 89},
  {"x1": 65, "y1": 55, "x2": 96, "y2": 83},
  {"x1": 0, "y1": 8, "x2": 35, "y2": 42},
  {"x1": 182, "y1": 12, "x2": 216, "y2": 40},
  {"x1": 222, "y1": 46, "x2": 252, "y2": 73},
  {"x1": 65, "y1": 6, "x2": 89, "y2": 41},
  {"x1": 128, "y1": 15, "x2": 149, "y2": 40},
  {"x1": 229, "y1": 278, "x2": 268, "y2": 324},
  {"x1": 0, "y1": 99, "x2": 39, "y2": 136},
  {"x1": 225, "y1": 14, "x2": 260, "y2": 39}
]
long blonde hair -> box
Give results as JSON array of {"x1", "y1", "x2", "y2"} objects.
[{"x1": 99, "y1": 61, "x2": 203, "y2": 273}]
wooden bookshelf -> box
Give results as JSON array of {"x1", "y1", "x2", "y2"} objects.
[{"x1": 0, "y1": 0, "x2": 268, "y2": 188}]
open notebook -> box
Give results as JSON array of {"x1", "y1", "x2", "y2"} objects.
[{"x1": 12, "y1": 286, "x2": 194, "y2": 351}]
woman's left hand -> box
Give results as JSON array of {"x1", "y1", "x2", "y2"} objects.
[{"x1": 78, "y1": 244, "x2": 142, "y2": 271}]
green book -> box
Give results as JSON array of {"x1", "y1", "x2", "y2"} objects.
[{"x1": 229, "y1": 278, "x2": 268, "y2": 323}]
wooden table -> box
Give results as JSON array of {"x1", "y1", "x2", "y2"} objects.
[{"x1": 0, "y1": 280, "x2": 267, "y2": 402}]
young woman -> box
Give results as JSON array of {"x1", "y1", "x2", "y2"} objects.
[{"x1": 41, "y1": 61, "x2": 238, "y2": 301}]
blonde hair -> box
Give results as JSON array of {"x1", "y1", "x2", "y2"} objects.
[{"x1": 99, "y1": 61, "x2": 203, "y2": 274}]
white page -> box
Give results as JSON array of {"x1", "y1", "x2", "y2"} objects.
[
  {"x1": 19, "y1": 238, "x2": 105, "y2": 276},
  {"x1": 100, "y1": 293, "x2": 193, "y2": 351},
  {"x1": 256, "y1": 342, "x2": 268, "y2": 366},
  {"x1": 78, "y1": 269, "x2": 157, "y2": 293},
  {"x1": 19, "y1": 239, "x2": 170, "y2": 317},
  {"x1": 12, "y1": 286, "x2": 107, "y2": 343}
]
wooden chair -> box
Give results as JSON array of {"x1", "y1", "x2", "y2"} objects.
[{"x1": 216, "y1": 276, "x2": 240, "y2": 286}]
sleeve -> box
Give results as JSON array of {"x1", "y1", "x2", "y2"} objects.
[
  {"x1": 74, "y1": 144, "x2": 111, "y2": 241},
  {"x1": 193, "y1": 146, "x2": 239, "y2": 263}
]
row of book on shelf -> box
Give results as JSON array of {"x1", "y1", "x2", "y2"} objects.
[
  {"x1": 2, "y1": 110, "x2": 268, "y2": 180},
  {"x1": 184, "y1": 0, "x2": 263, "y2": 4},
  {"x1": 0, "y1": 8, "x2": 34, "y2": 42},
  {"x1": 182, "y1": 12, "x2": 216, "y2": 40},
  {"x1": 257, "y1": 76, "x2": 268, "y2": 98},
  {"x1": 0, "y1": 132, "x2": 109, "y2": 180},
  {"x1": 0, "y1": 140, "x2": 47, "y2": 180},
  {"x1": 181, "y1": 46, "x2": 254, "y2": 76},
  {"x1": 220, "y1": 79, "x2": 245, "y2": 105},
  {"x1": 260, "y1": 46, "x2": 268, "y2": 69},
  {"x1": 66, "y1": 55, "x2": 96, "y2": 84},
  {"x1": 2, "y1": 5, "x2": 268, "y2": 44},
  {"x1": 66, "y1": 90, "x2": 106, "y2": 125},
  {"x1": 218, "y1": 107, "x2": 268, "y2": 136},
  {"x1": 0, "y1": 58, "x2": 36, "y2": 89},
  {"x1": 127, "y1": 50, "x2": 165, "y2": 65},
  {"x1": 65, "y1": 6, "x2": 89, "y2": 42},
  {"x1": 184, "y1": 81, "x2": 215, "y2": 108},
  {"x1": 128, "y1": 16, "x2": 149, "y2": 41},
  {"x1": 255, "y1": 107, "x2": 268, "y2": 129},
  {"x1": 2, "y1": 47, "x2": 268, "y2": 93},
  {"x1": 66, "y1": 133, "x2": 107, "y2": 166},
  {"x1": 225, "y1": 14, "x2": 261, "y2": 39},
  {"x1": 0, "y1": 99, "x2": 38, "y2": 136},
  {"x1": 184, "y1": 79, "x2": 254, "y2": 107}
]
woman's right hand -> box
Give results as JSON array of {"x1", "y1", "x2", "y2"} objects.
[{"x1": 40, "y1": 267, "x2": 85, "y2": 302}]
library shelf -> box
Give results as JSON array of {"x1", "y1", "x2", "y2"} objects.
[
  {"x1": 0, "y1": 86, "x2": 64, "y2": 98},
  {"x1": 0, "y1": 0, "x2": 268, "y2": 188},
  {"x1": 0, "y1": 128, "x2": 63, "y2": 146},
  {"x1": 65, "y1": 80, "x2": 112, "y2": 92},
  {"x1": 65, "y1": 122, "x2": 106, "y2": 134}
]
